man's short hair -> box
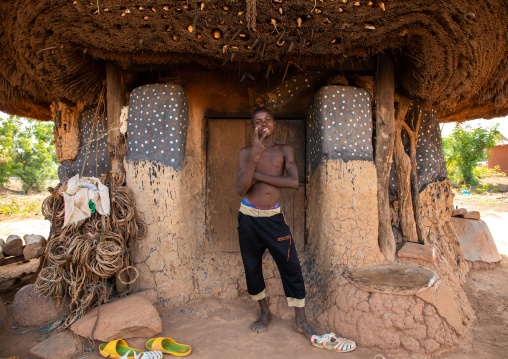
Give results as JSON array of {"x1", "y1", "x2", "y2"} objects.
[{"x1": 251, "y1": 107, "x2": 274, "y2": 121}]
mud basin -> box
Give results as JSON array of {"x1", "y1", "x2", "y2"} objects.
[{"x1": 344, "y1": 264, "x2": 439, "y2": 295}]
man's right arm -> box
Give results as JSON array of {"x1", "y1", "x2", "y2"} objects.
[{"x1": 236, "y1": 147, "x2": 258, "y2": 197}]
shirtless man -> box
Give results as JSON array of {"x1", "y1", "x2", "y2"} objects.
[{"x1": 236, "y1": 107, "x2": 317, "y2": 339}]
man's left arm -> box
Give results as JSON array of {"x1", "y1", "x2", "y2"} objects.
[{"x1": 253, "y1": 145, "x2": 299, "y2": 189}]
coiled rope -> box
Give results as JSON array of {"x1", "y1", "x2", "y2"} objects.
[{"x1": 35, "y1": 171, "x2": 144, "y2": 328}]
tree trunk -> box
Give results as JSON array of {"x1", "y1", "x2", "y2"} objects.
[
  {"x1": 393, "y1": 98, "x2": 418, "y2": 243},
  {"x1": 402, "y1": 112, "x2": 424, "y2": 244},
  {"x1": 374, "y1": 53, "x2": 396, "y2": 261}
]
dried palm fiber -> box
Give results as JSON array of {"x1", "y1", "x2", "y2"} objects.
[
  {"x1": 246, "y1": 0, "x2": 257, "y2": 30},
  {"x1": 35, "y1": 170, "x2": 145, "y2": 328},
  {"x1": 2, "y1": 0, "x2": 508, "y2": 122}
]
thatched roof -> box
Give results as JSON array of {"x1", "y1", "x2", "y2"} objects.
[{"x1": 1, "y1": 0, "x2": 507, "y2": 122}]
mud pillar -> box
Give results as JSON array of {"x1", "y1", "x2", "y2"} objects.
[
  {"x1": 374, "y1": 53, "x2": 396, "y2": 261},
  {"x1": 306, "y1": 85, "x2": 381, "y2": 273},
  {"x1": 124, "y1": 84, "x2": 198, "y2": 305}
]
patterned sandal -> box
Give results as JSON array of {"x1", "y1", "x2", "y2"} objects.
[
  {"x1": 310, "y1": 333, "x2": 336, "y2": 349},
  {"x1": 323, "y1": 334, "x2": 357, "y2": 353},
  {"x1": 119, "y1": 350, "x2": 164, "y2": 359}
]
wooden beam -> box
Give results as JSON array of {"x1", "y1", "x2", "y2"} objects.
[
  {"x1": 393, "y1": 98, "x2": 418, "y2": 243},
  {"x1": 374, "y1": 53, "x2": 396, "y2": 261},
  {"x1": 106, "y1": 62, "x2": 126, "y2": 174},
  {"x1": 106, "y1": 63, "x2": 128, "y2": 292}
]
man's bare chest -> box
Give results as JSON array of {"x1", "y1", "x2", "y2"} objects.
[{"x1": 255, "y1": 148, "x2": 285, "y2": 174}]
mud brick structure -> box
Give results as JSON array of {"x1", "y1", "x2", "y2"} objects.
[{"x1": 2, "y1": 1, "x2": 508, "y2": 356}]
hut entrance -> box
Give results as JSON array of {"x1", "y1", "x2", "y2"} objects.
[{"x1": 206, "y1": 118, "x2": 306, "y2": 252}]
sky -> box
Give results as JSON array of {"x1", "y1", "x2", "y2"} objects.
[{"x1": 440, "y1": 115, "x2": 508, "y2": 138}]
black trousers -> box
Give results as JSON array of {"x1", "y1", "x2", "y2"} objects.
[{"x1": 238, "y1": 211, "x2": 306, "y2": 302}]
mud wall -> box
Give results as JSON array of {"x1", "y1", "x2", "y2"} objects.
[
  {"x1": 123, "y1": 76, "x2": 308, "y2": 308},
  {"x1": 321, "y1": 179, "x2": 474, "y2": 357},
  {"x1": 316, "y1": 276, "x2": 474, "y2": 357}
]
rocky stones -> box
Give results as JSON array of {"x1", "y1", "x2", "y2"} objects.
[
  {"x1": 30, "y1": 330, "x2": 80, "y2": 359},
  {"x1": 0, "y1": 298, "x2": 8, "y2": 329},
  {"x1": 23, "y1": 234, "x2": 46, "y2": 260},
  {"x1": 3, "y1": 235, "x2": 23, "y2": 257},
  {"x1": 398, "y1": 242, "x2": 436, "y2": 262},
  {"x1": 459, "y1": 211, "x2": 480, "y2": 220},
  {"x1": 0, "y1": 259, "x2": 39, "y2": 292},
  {"x1": 0, "y1": 238, "x2": 4, "y2": 264},
  {"x1": 451, "y1": 217, "x2": 501, "y2": 263},
  {"x1": 23, "y1": 244, "x2": 45, "y2": 260},
  {"x1": 70, "y1": 294, "x2": 162, "y2": 341},
  {"x1": 23, "y1": 234, "x2": 46, "y2": 245},
  {"x1": 451, "y1": 207, "x2": 467, "y2": 216},
  {"x1": 11, "y1": 284, "x2": 69, "y2": 327},
  {"x1": 0, "y1": 234, "x2": 47, "y2": 262}
]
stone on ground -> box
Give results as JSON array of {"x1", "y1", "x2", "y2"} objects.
[
  {"x1": 451, "y1": 217, "x2": 501, "y2": 263},
  {"x1": 0, "y1": 251, "x2": 4, "y2": 265},
  {"x1": 3, "y1": 235, "x2": 23, "y2": 257},
  {"x1": 0, "y1": 299, "x2": 8, "y2": 329},
  {"x1": 0, "y1": 259, "x2": 39, "y2": 292},
  {"x1": 70, "y1": 294, "x2": 162, "y2": 341},
  {"x1": 11, "y1": 284, "x2": 69, "y2": 327},
  {"x1": 23, "y1": 236, "x2": 46, "y2": 260},
  {"x1": 451, "y1": 208, "x2": 467, "y2": 216},
  {"x1": 459, "y1": 211, "x2": 480, "y2": 220},
  {"x1": 30, "y1": 330, "x2": 80, "y2": 359},
  {"x1": 398, "y1": 242, "x2": 436, "y2": 262},
  {"x1": 23, "y1": 234, "x2": 46, "y2": 245}
]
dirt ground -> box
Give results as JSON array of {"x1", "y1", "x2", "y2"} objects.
[{"x1": 0, "y1": 177, "x2": 507, "y2": 359}]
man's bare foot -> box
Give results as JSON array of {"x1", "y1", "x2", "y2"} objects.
[
  {"x1": 252, "y1": 298, "x2": 272, "y2": 333},
  {"x1": 294, "y1": 307, "x2": 319, "y2": 339},
  {"x1": 251, "y1": 310, "x2": 272, "y2": 333}
]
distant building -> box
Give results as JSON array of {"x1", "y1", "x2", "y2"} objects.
[{"x1": 487, "y1": 134, "x2": 508, "y2": 175}]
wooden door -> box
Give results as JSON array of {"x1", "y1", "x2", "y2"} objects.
[{"x1": 206, "y1": 119, "x2": 306, "y2": 252}]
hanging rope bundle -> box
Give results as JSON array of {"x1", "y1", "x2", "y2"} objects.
[{"x1": 35, "y1": 171, "x2": 145, "y2": 328}]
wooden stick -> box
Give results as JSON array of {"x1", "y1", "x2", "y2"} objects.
[{"x1": 374, "y1": 53, "x2": 396, "y2": 261}]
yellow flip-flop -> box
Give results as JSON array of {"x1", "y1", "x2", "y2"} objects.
[
  {"x1": 146, "y1": 337, "x2": 191, "y2": 357},
  {"x1": 99, "y1": 339, "x2": 143, "y2": 359}
]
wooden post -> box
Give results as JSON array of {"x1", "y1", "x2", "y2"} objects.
[
  {"x1": 106, "y1": 63, "x2": 129, "y2": 291},
  {"x1": 374, "y1": 53, "x2": 396, "y2": 261},
  {"x1": 106, "y1": 63, "x2": 126, "y2": 175},
  {"x1": 402, "y1": 113, "x2": 424, "y2": 244},
  {"x1": 393, "y1": 98, "x2": 418, "y2": 243}
]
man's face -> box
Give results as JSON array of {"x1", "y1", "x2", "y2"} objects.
[{"x1": 252, "y1": 110, "x2": 275, "y2": 137}]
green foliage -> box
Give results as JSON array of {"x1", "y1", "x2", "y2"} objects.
[
  {"x1": 442, "y1": 123, "x2": 500, "y2": 185},
  {"x1": 0, "y1": 115, "x2": 58, "y2": 193},
  {"x1": 474, "y1": 164, "x2": 506, "y2": 179},
  {"x1": 0, "y1": 195, "x2": 42, "y2": 215}
]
